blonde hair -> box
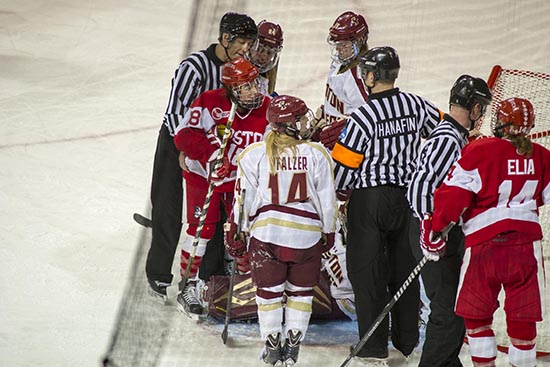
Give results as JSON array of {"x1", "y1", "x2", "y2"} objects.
[
  {"x1": 506, "y1": 133, "x2": 533, "y2": 158},
  {"x1": 265, "y1": 131, "x2": 302, "y2": 175}
]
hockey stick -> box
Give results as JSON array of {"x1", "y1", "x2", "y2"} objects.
[
  {"x1": 222, "y1": 188, "x2": 246, "y2": 345},
  {"x1": 178, "y1": 101, "x2": 238, "y2": 292},
  {"x1": 339, "y1": 221, "x2": 456, "y2": 367},
  {"x1": 133, "y1": 213, "x2": 152, "y2": 228}
]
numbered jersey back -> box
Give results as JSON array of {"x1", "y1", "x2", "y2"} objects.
[
  {"x1": 235, "y1": 140, "x2": 337, "y2": 249},
  {"x1": 439, "y1": 136, "x2": 550, "y2": 247}
]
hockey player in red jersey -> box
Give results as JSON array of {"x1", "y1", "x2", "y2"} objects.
[
  {"x1": 226, "y1": 95, "x2": 337, "y2": 366},
  {"x1": 173, "y1": 57, "x2": 270, "y2": 316},
  {"x1": 246, "y1": 19, "x2": 283, "y2": 96},
  {"x1": 422, "y1": 97, "x2": 550, "y2": 367}
]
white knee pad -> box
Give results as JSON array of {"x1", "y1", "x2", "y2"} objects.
[{"x1": 508, "y1": 344, "x2": 536, "y2": 367}]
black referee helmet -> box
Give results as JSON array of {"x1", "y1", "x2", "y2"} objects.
[
  {"x1": 449, "y1": 75, "x2": 492, "y2": 110},
  {"x1": 219, "y1": 12, "x2": 258, "y2": 43},
  {"x1": 359, "y1": 46, "x2": 400, "y2": 82}
]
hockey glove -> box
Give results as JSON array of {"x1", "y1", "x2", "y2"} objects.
[
  {"x1": 210, "y1": 156, "x2": 230, "y2": 186},
  {"x1": 224, "y1": 221, "x2": 246, "y2": 258},
  {"x1": 321, "y1": 232, "x2": 335, "y2": 248},
  {"x1": 420, "y1": 213, "x2": 446, "y2": 261},
  {"x1": 319, "y1": 118, "x2": 346, "y2": 150}
]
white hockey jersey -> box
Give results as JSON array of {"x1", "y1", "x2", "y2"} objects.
[
  {"x1": 323, "y1": 61, "x2": 369, "y2": 124},
  {"x1": 233, "y1": 138, "x2": 338, "y2": 249}
]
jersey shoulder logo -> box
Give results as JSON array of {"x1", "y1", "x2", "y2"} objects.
[{"x1": 212, "y1": 107, "x2": 230, "y2": 120}]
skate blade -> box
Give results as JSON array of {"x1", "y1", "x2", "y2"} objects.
[
  {"x1": 147, "y1": 288, "x2": 167, "y2": 304},
  {"x1": 176, "y1": 302, "x2": 204, "y2": 322}
]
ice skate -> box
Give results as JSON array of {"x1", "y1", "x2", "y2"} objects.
[
  {"x1": 147, "y1": 279, "x2": 170, "y2": 303},
  {"x1": 259, "y1": 332, "x2": 284, "y2": 366},
  {"x1": 283, "y1": 330, "x2": 302, "y2": 366},
  {"x1": 176, "y1": 281, "x2": 204, "y2": 320}
]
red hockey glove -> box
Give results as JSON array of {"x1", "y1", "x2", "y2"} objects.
[
  {"x1": 420, "y1": 213, "x2": 446, "y2": 261},
  {"x1": 319, "y1": 118, "x2": 346, "y2": 150},
  {"x1": 210, "y1": 156, "x2": 230, "y2": 186},
  {"x1": 321, "y1": 232, "x2": 335, "y2": 248},
  {"x1": 224, "y1": 221, "x2": 246, "y2": 258}
]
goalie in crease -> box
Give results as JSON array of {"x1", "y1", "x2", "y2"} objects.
[
  {"x1": 226, "y1": 95, "x2": 337, "y2": 366},
  {"x1": 427, "y1": 97, "x2": 550, "y2": 367}
]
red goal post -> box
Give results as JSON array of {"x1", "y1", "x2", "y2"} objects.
[{"x1": 477, "y1": 65, "x2": 550, "y2": 357}]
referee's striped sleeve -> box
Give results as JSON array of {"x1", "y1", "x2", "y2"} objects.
[
  {"x1": 164, "y1": 50, "x2": 222, "y2": 136},
  {"x1": 407, "y1": 122, "x2": 464, "y2": 218}
]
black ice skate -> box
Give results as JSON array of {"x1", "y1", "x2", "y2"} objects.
[
  {"x1": 259, "y1": 332, "x2": 284, "y2": 366},
  {"x1": 283, "y1": 329, "x2": 302, "y2": 366},
  {"x1": 147, "y1": 279, "x2": 170, "y2": 303},
  {"x1": 176, "y1": 282, "x2": 204, "y2": 318}
]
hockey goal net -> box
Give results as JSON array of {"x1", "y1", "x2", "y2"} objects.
[{"x1": 478, "y1": 65, "x2": 550, "y2": 356}]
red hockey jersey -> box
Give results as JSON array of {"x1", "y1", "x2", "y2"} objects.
[
  {"x1": 174, "y1": 88, "x2": 270, "y2": 193},
  {"x1": 432, "y1": 136, "x2": 550, "y2": 248}
]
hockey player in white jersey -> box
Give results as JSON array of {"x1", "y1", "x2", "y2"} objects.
[
  {"x1": 309, "y1": 11, "x2": 370, "y2": 321},
  {"x1": 247, "y1": 19, "x2": 283, "y2": 96},
  {"x1": 225, "y1": 95, "x2": 337, "y2": 366},
  {"x1": 317, "y1": 11, "x2": 370, "y2": 151}
]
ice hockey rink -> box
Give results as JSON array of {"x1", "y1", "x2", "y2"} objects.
[{"x1": 1, "y1": 1, "x2": 549, "y2": 366}]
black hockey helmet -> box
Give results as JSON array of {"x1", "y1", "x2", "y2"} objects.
[
  {"x1": 219, "y1": 12, "x2": 258, "y2": 43},
  {"x1": 449, "y1": 75, "x2": 492, "y2": 110},
  {"x1": 359, "y1": 46, "x2": 400, "y2": 82}
]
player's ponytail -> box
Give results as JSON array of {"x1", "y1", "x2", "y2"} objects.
[
  {"x1": 265, "y1": 131, "x2": 300, "y2": 175},
  {"x1": 508, "y1": 134, "x2": 533, "y2": 158}
]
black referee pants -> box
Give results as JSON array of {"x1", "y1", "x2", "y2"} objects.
[
  {"x1": 145, "y1": 124, "x2": 227, "y2": 284},
  {"x1": 409, "y1": 216, "x2": 465, "y2": 367},
  {"x1": 145, "y1": 124, "x2": 183, "y2": 284},
  {"x1": 346, "y1": 186, "x2": 420, "y2": 359}
]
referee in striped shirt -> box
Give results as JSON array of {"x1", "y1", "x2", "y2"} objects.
[
  {"x1": 331, "y1": 46, "x2": 441, "y2": 363},
  {"x1": 145, "y1": 12, "x2": 257, "y2": 300},
  {"x1": 407, "y1": 75, "x2": 492, "y2": 367}
]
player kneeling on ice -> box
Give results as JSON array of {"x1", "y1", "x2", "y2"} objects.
[
  {"x1": 225, "y1": 95, "x2": 337, "y2": 366},
  {"x1": 423, "y1": 97, "x2": 550, "y2": 367}
]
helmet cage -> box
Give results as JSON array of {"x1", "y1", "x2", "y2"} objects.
[
  {"x1": 247, "y1": 40, "x2": 282, "y2": 73},
  {"x1": 328, "y1": 38, "x2": 363, "y2": 64},
  {"x1": 229, "y1": 79, "x2": 263, "y2": 110},
  {"x1": 272, "y1": 109, "x2": 316, "y2": 140}
]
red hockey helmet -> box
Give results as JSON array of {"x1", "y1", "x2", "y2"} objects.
[
  {"x1": 328, "y1": 11, "x2": 369, "y2": 64},
  {"x1": 328, "y1": 11, "x2": 369, "y2": 42},
  {"x1": 492, "y1": 97, "x2": 535, "y2": 137},
  {"x1": 267, "y1": 95, "x2": 316, "y2": 140},
  {"x1": 247, "y1": 20, "x2": 284, "y2": 73},
  {"x1": 221, "y1": 58, "x2": 262, "y2": 109}
]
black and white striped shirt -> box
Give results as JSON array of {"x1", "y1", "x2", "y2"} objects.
[
  {"x1": 163, "y1": 44, "x2": 225, "y2": 136},
  {"x1": 332, "y1": 88, "x2": 441, "y2": 190},
  {"x1": 407, "y1": 114, "x2": 469, "y2": 218}
]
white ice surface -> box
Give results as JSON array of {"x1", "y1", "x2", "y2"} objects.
[{"x1": 1, "y1": 1, "x2": 549, "y2": 367}]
